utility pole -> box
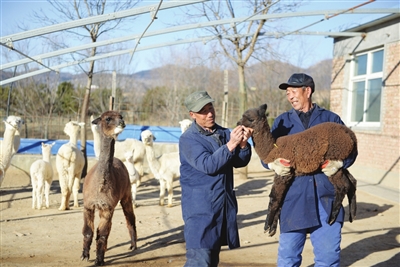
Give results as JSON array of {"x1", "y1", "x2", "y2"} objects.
[
  {"x1": 222, "y1": 70, "x2": 228, "y2": 128},
  {"x1": 109, "y1": 71, "x2": 116, "y2": 110}
]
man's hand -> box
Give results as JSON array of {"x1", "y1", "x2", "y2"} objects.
[
  {"x1": 227, "y1": 126, "x2": 244, "y2": 152},
  {"x1": 268, "y1": 158, "x2": 291, "y2": 176},
  {"x1": 239, "y1": 126, "x2": 253, "y2": 149},
  {"x1": 321, "y1": 160, "x2": 343, "y2": 176}
]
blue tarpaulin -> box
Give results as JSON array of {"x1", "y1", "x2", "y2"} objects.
[{"x1": 3, "y1": 125, "x2": 183, "y2": 156}]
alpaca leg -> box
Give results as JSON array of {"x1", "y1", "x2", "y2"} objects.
[
  {"x1": 327, "y1": 171, "x2": 348, "y2": 224},
  {"x1": 37, "y1": 177, "x2": 44, "y2": 209},
  {"x1": 81, "y1": 207, "x2": 95, "y2": 262},
  {"x1": 95, "y1": 209, "x2": 114, "y2": 266},
  {"x1": 166, "y1": 177, "x2": 173, "y2": 207},
  {"x1": 44, "y1": 179, "x2": 51, "y2": 208},
  {"x1": 58, "y1": 172, "x2": 69, "y2": 210},
  {"x1": 264, "y1": 174, "x2": 293, "y2": 236},
  {"x1": 344, "y1": 169, "x2": 357, "y2": 222},
  {"x1": 264, "y1": 186, "x2": 281, "y2": 236},
  {"x1": 135, "y1": 163, "x2": 143, "y2": 186},
  {"x1": 131, "y1": 183, "x2": 137, "y2": 207},
  {"x1": 72, "y1": 176, "x2": 81, "y2": 208},
  {"x1": 120, "y1": 195, "x2": 137, "y2": 250},
  {"x1": 31, "y1": 179, "x2": 37, "y2": 209},
  {"x1": 159, "y1": 179, "x2": 166, "y2": 206}
]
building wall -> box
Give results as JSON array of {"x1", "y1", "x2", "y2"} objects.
[{"x1": 331, "y1": 18, "x2": 399, "y2": 189}]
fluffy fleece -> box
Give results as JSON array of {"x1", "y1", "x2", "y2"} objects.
[{"x1": 81, "y1": 111, "x2": 137, "y2": 266}]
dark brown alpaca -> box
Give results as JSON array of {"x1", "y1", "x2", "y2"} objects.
[
  {"x1": 238, "y1": 104, "x2": 357, "y2": 236},
  {"x1": 81, "y1": 111, "x2": 137, "y2": 266}
]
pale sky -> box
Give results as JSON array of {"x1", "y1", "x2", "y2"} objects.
[{"x1": 1, "y1": 0, "x2": 399, "y2": 73}]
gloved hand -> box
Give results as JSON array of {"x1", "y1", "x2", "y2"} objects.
[
  {"x1": 321, "y1": 160, "x2": 343, "y2": 176},
  {"x1": 268, "y1": 158, "x2": 291, "y2": 176}
]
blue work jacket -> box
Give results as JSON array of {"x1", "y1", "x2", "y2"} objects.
[
  {"x1": 262, "y1": 104, "x2": 357, "y2": 233},
  {"x1": 179, "y1": 121, "x2": 252, "y2": 250}
]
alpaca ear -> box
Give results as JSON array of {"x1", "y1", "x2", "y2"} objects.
[
  {"x1": 259, "y1": 104, "x2": 268, "y2": 116},
  {"x1": 92, "y1": 117, "x2": 101, "y2": 125}
]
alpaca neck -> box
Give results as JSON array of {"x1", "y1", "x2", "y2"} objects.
[
  {"x1": 252, "y1": 119, "x2": 276, "y2": 162},
  {"x1": 42, "y1": 150, "x2": 51, "y2": 162},
  {"x1": 98, "y1": 134, "x2": 115, "y2": 168},
  {"x1": 144, "y1": 144, "x2": 161, "y2": 178},
  {"x1": 68, "y1": 133, "x2": 79, "y2": 148},
  {"x1": 1, "y1": 126, "x2": 17, "y2": 170}
]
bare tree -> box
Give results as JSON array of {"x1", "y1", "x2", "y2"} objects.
[
  {"x1": 30, "y1": 0, "x2": 141, "y2": 176},
  {"x1": 183, "y1": 0, "x2": 301, "y2": 116}
]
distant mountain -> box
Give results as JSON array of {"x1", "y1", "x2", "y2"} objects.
[{"x1": 1, "y1": 59, "x2": 332, "y2": 92}]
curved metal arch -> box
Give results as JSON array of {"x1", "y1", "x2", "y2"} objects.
[{"x1": 1, "y1": 8, "x2": 397, "y2": 71}]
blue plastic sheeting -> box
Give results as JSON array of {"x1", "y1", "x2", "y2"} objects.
[
  {"x1": 2, "y1": 124, "x2": 251, "y2": 155},
  {"x1": 14, "y1": 139, "x2": 96, "y2": 157},
  {"x1": 2, "y1": 125, "x2": 183, "y2": 156},
  {"x1": 117, "y1": 125, "x2": 182, "y2": 143}
]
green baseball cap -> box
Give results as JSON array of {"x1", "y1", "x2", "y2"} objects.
[{"x1": 184, "y1": 91, "x2": 215, "y2": 112}]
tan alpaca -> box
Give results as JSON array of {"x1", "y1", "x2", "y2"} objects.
[{"x1": 81, "y1": 111, "x2": 136, "y2": 266}]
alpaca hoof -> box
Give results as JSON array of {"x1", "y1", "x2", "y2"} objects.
[
  {"x1": 167, "y1": 204, "x2": 173, "y2": 208},
  {"x1": 95, "y1": 259, "x2": 105, "y2": 266},
  {"x1": 81, "y1": 251, "x2": 90, "y2": 262},
  {"x1": 268, "y1": 229, "x2": 277, "y2": 237}
]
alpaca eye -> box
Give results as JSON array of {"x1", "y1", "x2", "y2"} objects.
[{"x1": 106, "y1": 117, "x2": 111, "y2": 122}]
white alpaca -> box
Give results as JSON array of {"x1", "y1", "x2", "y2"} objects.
[
  {"x1": 0, "y1": 115, "x2": 24, "y2": 186},
  {"x1": 124, "y1": 150, "x2": 140, "y2": 207},
  {"x1": 56, "y1": 121, "x2": 85, "y2": 210},
  {"x1": 90, "y1": 115, "x2": 146, "y2": 184},
  {"x1": 30, "y1": 142, "x2": 55, "y2": 209},
  {"x1": 179, "y1": 119, "x2": 192, "y2": 133},
  {"x1": 141, "y1": 129, "x2": 180, "y2": 207}
]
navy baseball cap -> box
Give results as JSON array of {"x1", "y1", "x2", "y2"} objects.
[{"x1": 279, "y1": 73, "x2": 315, "y2": 93}]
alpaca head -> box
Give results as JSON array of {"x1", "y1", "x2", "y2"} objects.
[
  {"x1": 64, "y1": 121, "x2": 85, "y2": 137},
  {"x1": 41, "y1": 142, "x2": 55, "y2": 154},
  {"x1": 237, "y1": 104, "x2": 268, "y2": 129},
  {"x1": 91, "y1": 111, "x2": 126, "y2": 140},
  {"x1": 141, "y1": 130, "x2": 155, "y2": 146},
  {"x1": 3, "y1": 115, "x2": 24, "y2": 131},
  {"x1": 179, "y1": 119, "x2": 192, "y2": 133}
]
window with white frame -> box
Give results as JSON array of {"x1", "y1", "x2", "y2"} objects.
[{"x1": 349, "y1": 48, "x2": 383, "y2": 126}]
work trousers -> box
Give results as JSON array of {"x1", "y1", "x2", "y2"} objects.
[{"x1": 277, "y1": 198, "x2": 342, "y2": 267}]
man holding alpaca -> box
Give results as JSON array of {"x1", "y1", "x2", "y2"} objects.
[
  {"x1": 264, "y1": 73, "x2": 357, "y2": 266},
  {"x1": 179, "y1": 91, "x2": 253, "y2": 267}
]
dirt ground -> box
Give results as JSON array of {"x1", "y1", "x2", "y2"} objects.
[{"x1": 1, "y1": 168, "x2": 399, "y2": 267}]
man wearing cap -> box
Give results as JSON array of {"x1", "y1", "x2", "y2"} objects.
[
  {"x1": 179, "y1": 91, "x2": 253, "y2": 267},
  {"x1": 262, "y1": 73, "x2": 357, "y2": 266}
]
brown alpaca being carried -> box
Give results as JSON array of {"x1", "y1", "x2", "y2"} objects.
[
  {"x1": 81, "y1": 111, "x2": 137, "y2": 266},
  {"x1": 238, "y1": 104, "x2": 357, "y2": 237}
]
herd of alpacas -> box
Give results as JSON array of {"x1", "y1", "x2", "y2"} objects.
[{"x1": 1, "y1": 107, "x2": 357, "y2": 266}]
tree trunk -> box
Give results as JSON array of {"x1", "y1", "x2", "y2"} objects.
[
  {"x1": 80, "y1": 60, "x2": 95, "y2": 178},
  {"x1": 237, "y1": 64, "x2": 248, "y2": 179},
  {"x1": 237, "y1": 64, "x2": 248, "y2": 117}
]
